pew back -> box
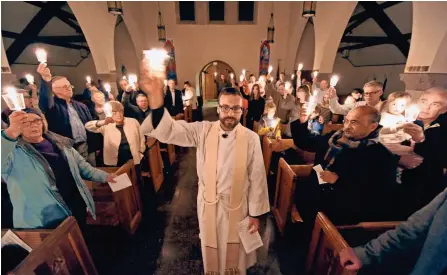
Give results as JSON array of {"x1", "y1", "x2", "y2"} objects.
[
  {"x1": 1, "y1": 217, "x2": 98, "y2": 275},
  {"x1": 84, "y1": 160, "x2": 142, "y2": 235}
]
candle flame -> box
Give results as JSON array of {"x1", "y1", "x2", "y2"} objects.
[
  {"x1": 291, "y1": 74, "x2": 295, "y2": 80},
  {"x1": 242, "y1": 69, "x2": 246, "y2": 76},
  {"x1": 230, "y1": 73, "x2": 234, "y2": 79},
  {"x1": 143, "y1": 49, "x2": 169, "y2": 73},
  {"x1": 239, "y1": 74, "x2": 244, "y2": 82},
  {"x1": 86, "y1": 76, "x2": 91, "y2": 84},
  {"x1": 330, "y1": 75, "x2": 339, "y2": 87},
  {"x1": 313, "y1": 71, "x2": 319, "y2": 78},
  {"x1": 104, "y1": 83, "x2": 111, "y2": 93},
  {"x1": 128, "y1": 74, "x2": 138, "y2": 88},
  {"x1": 163, "y1": 79, "x2": 168, "y2": 86},
  {"x1": 25, "y1": 74, "x2": 34, "y2": 84},
  {"x1": 3, "y1": 86, "x2": 23, "y2": 111},
  {"x1": 214, "y1": 72, "x2": 218, "y2": 77},
  {"x1": 405, "y1": 104, "x2": 420, "y2": 122},
  {"x1": 35, "y1": 48, "x2": 47, "y2": 63},
  {"x1": 268, "y1": 65, "x2": 273, "y2": 74},
  {"x1": 104, "y1": 103, "x2": 113, "y2": 117},
  {"x1": 298, "y1": 63, "x2": 303, "y2": 71}
]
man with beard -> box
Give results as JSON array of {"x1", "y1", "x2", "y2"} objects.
[{"x1": 139, "y1": 58, "x2": 269, "y2": 275}]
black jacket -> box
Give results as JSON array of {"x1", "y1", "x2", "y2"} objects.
[
  {"x1": 164, "y1": 89, "x2": 184, "y2": 116},
  {"x1": 241, "y1": 92, "x2": 265, "y2": 121},
  {"x1": 122, "y1": 92, "x2": 151, "y2": 124},
  {"x1": 291, "y1": 120, "x2": 399, "y2": 222}
]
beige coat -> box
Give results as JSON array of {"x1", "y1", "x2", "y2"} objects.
[
  {"x1": 140, "y1": 109, "x2": 270, "y2": 274},
  {"x1": 85, "y1": 117, "x2": 145, "y2": 166}
]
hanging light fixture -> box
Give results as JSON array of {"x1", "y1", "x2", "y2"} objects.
[
  {"x1": 107, "y1": 1, "x2": 123, "y2": 15},
  {"x1": 302, "y1": 1, "x2": 316, "y2": 18},
  {"x1": 157, "y1": 2, "x2": 166, "y2": 43},
  {"x1": 267, "y1": 13, "x2": 275, "y2": 44}
]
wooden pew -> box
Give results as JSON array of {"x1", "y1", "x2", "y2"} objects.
[
  {"x1": 322, "y1": 123, "x2": 343, "y2": 135},
  {"x1": 84, "y1": 160, "x2": 142, "y2": 235},
  {"x1": 146, "y1": 137, "x2": 164, "y2": 192},
  {"x1": 1, "y1": 217, "x2": 98, "y2": 275},
  {"x1": 305, "y1": 212, "x2": 399, "y2": 275},
  {"x1": 273, "y1": 158, "x2": 312, "y2": 234}
]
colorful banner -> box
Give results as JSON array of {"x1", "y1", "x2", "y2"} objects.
[
  {"x1": 164, "y1": 40, "x2": 177, "y2": 83},
  {"x1": 259, "y1": 40, "x2": 270, "y2": 76}
]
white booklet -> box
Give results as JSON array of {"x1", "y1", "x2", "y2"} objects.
[
  {"x1": 108, "y1": 173, "x2": 132, "y2": 192},
  {"x1": 237, "y1": 216, "x2": 263, "y2": 254},
  {"x1": 1, "y1": 230, "x2": 33, "y2": 252},
  {"x1": 313, "y1": 164, "x2": 327, "y2": 184}
]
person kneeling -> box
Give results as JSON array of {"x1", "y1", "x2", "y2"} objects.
[{"x1": 1, "y1": 109, "x2": 116, "y2": 229}]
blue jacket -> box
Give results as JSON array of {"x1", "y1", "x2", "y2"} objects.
[
  {"x1": 354, "y1": 188, "x2": 447, "y2": 275},
  {"x1": 39, "y1": 79, "x2": 95, "y2": 150},
  {"x1": 1, "y1": 131, "x2": 108, "y2": 229}
]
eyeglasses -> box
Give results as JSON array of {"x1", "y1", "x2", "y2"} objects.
[
  {"x1": 219, "y1": 105, "x2": 243, "y2": 113},
  {"x1": 364, "y1": 90, "x2": 382, "y2": 96},
  {"x1": 54, "y1": 85, "x2": 74, "y2": 90},
  {"x1": 23, "y1": 118, "x2": 43, "y2": 126}
]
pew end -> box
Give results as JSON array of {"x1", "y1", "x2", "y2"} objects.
[
  {"x1": 146, "y1": 137, "x2": 164, "y2": 192},
  {"x1": 85, "y1": 160, "x2": 142, "y2": 235}
]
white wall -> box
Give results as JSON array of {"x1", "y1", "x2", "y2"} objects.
[
  {"x1": 295, "y1": 21, "x2": 315, "y2": 71},
  {"x1": 114, "y1": 21, "x2": 139, "y2": 77},
  {"x1": 332, "y1": 54, "x2": 405, "y2": 97}
]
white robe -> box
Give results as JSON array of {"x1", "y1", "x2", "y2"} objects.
[{"x1": 141, "y1": 109, "x2": 270, "y2": 274}]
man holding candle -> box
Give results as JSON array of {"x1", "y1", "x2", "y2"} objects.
[
  {"x1": 329, "y1": 81, "x2": 385, "y2": 115},
  {"x1": 265, "y1": 82, "x2": 295, "y2": 125},
  {"x1": 36, "y1": 63, "x2": 96, "y2": 166},
  {"x1": 139, "y1": 58, "x2": 269, "y2": 274},
  {"x1": 122, "y1": 92, "x2": 150, "y2": 124},
  {"x1": 275, "y1": 72, "x2": 286, "y2": 90}
]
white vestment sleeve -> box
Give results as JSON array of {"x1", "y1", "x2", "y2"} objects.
[
  {"x1": 247, "y1": 135, "x2": 270, "y2": 217},
  {"x1": 140, "y1": 108, "x2": 203, "y2": 147},
  {"x1": 328, "y1": 98, "x2": 353, "y2": 115}
]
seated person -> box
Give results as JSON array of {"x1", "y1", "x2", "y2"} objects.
[
  {"x1": 258, "y1": 101, "x2": 281, "y2": 140},
  {"x1": 122, "y1": 91, "x2": 150, "y2": 124},
  {"x1": 1, "y1": 109, "x2": 116, "y2": 229},
  {"x1": 380, "y1": 92, "x2": 412, "y2": 129},
  {"x1": 340, "y1": 188, "x2": 447, "y2": 275},
  {"x1": 291, "y1": 105, "x2": 398, "y2": 224},
  {"x1": 344, "y1": 88, "x2": 364, "y2": 105},
  {"x1": 318, "y1": 92, "x2": 333, "y2": 124},
  {"x1": 85, "y1": 101, "x2": 145, "y2": 167}
]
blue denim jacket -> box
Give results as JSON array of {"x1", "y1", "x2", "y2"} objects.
[
  {"x1": 1, "y1": 131, "x2": 108, "y2": 228},
  {"x1": 354, "y1": 188, "x2": 447, "y2": 275}
]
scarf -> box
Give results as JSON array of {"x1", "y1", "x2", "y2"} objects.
[
  {"x1": 324, "y1": 127, "x2": 380, "y2": 169},
  {"x1": 203, "y1": 122, "x2": 248, "y2": 275}
]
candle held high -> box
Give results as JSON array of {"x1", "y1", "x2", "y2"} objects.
[
  {"x1": 35, "y1": 48, "x2": 47, "y2": 63},
  {"x1": 2, "y1": 87, "x2": 25, "y2": 111}
]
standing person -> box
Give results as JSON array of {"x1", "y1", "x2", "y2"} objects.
[
  {"x1": 184, "y1": 81, "x2": 199, "y2": 121},
  {"x1": 265, "y1": 82, "x2": 296, "y2": 123},
  {"x1": 85, "y1": 91, "x2": 107, "y2": 166},
  {"x1": 275, "y1": 72, "x2": 286, "y2": 90},
  {"x1": 215, "y1": 73, "x2": 231, "y2": 95},
  {"x1": 36, "y1": 63, "x2": 96, "y2": 165},
  {"x1": 241, "y1": 84, "x2": 265, "y2": 131},
  {"x1": 164, "y1": 79, "x2": 184, "y2": 118},
  {"x1": 122, "y1": 91, "x2": 151, "y2": 124},
  {"x1": 139, "y1": 59, "x2": 269, "y2": 275}
]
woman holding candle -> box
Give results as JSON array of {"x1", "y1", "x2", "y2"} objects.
[
  {"x1": 240, "y1": 83, "x2": 265, "y2": 131},
  {"x1": 85, "y1": 101, "x2": 145, "y2": 167}
]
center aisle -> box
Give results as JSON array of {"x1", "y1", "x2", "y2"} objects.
[{"x1": 155, "y1": 103, "x2": 283, "y2": 275}]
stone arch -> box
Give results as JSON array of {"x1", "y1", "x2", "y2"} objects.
[{"x1": 198, "y1": 60, "x2": 235, "y2": 101}]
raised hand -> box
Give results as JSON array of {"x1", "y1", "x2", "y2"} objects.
[
  {"x1": 37, "y1": 63, "x2": 52, "y2": 82},
  {"x1": 139, "y1": 59, "x2": 165, "y2": 109},
  {"x1": 328, "y1": 87, "x2": 337, "y2": 100},
  {"x1": 5, "y1": 111, "x2": 28, "y2": 139},
  {"x1": 399, "y1": 123, "x2": 425, "y2": 143},
  {"x1": 299, "y1": 103, "x2": 311, "y2": 123}
]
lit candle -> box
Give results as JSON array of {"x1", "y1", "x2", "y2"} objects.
[
  {"x1": 143, "y1": 49, "x2": 169, "y2": 77},
  {"x1": 128, "y1": 74, "x2": 138, "y2": 89},
  {"x1": 239, "y1": 74, "x2": 244, "y2": 82},
  {"x1": 214, "y1": 72, "x2": 218, "y2": 78},
  {"x1": 104, "y1": 83, "x2": 111, "y2": 93},
  {"x1": 2, "y1": 87, "x2": 25, "y2": 111},
  {"x1": 268, "y1": 65, "x2": 273, "y2": 74},
  {"x1": 25, "y1": 74, "x2": 34, "y2": 84},
  {"x1": 35, "y1": 48, "x2": 47, "y2": 63},
  {"x1": 297, "y1": 63, "x2": 303, "y2": 71},
  {"x1": 242, "y1": 69, "x2": 246, "y2": 77},
  {"x1": 330, "y1": 75, "x2": 339, "y2": 87},
  {"x1": 306, "y1": 92, "x2": 319, "y2": 116},
  {"x1": 163, "y1": 79, "x2": 168, "y2": 87},
  {"x1": 122, "y1": 76, "x2": 127, "y2": 80},
  {"x1": 230, "y1": 73, "x2": 234, "y2": 79},
  {"x1": 86, "y1": 76, "x2": 91, "y2": 84},
  {"x1": 104, "y1": 102, "x2": 113, "y2": 118},
  {"x1": 291, "y1": 74, "x2": 295, "y2": 80},
  {"x1": 313, "y1": 71, "x2": 319, "y2": 78},
  {"x1": 405, "y1": 104, "x2": 420, "y2": 122}
]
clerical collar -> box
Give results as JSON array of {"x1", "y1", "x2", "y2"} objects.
[{"x1": 219, "y1": 124, "x2": 237, "y2": 138}]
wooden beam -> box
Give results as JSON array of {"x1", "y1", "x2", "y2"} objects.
[
  {"x1": 2, "y1": 31, "x2": 88, "y2": 50},
  {"x1": 341, "y1": 33, "x2": 411, "y2": 44},
  {"x1": 359, "y1": 1, "x2": 410, "y2": 57},
  {"x1": 6, "y1": 1, "x2": 66, "y2": 64},
  {"x1": 25, "y1": 1, "x2": 82, "y2": 33}
]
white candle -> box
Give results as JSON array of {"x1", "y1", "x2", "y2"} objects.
[
  {"x1": 104, "y1": 103, "x2": 113, "y2": 117},
  {"x1": 230, "y1": 73, "x2": 234, "y2": 79},
  {"x1": 25, "y1": 74, "x2": 34, "y2": 84},
  {"x1": 143, "y1": 49, "x2": 169, "y2": 76},
  {"x1": 242, "y1": 69, "x2": 246, "y2": 77},
  {"x1": 35, "y1": 48, "x2": 47, "y2": 63},
  {"x1": 330, "y1": 75, "x2": 339, "y2": 87},
  {"x1": 268, "y1": 65, "x2": 273, "y2": 74},
  {"x1": 128, "y1": 74, "x2": 138, "y2": 88},
  {"x1": 405, "y1": 105, "x2": 420, "y2": 122},
  {"x1": 297, "y1": 63, "x2": 303, "y2": 71},
  {"x1": 291, "y1": 74, "x2": 295, "y2": 80},
  {"x1": 285, "y1": 81, "x2": 292, "y2": 91},
  {"x1": 313, "y1": 71, "x2": 319, "y2": 78},
  {"x1": 306, "y1": 92, "x2": 319, "y2": 116},
  {"x1": 214, "y1": 72, "x2": 218, "y2": 78},
  {"x1": 86, "y1": 76, "x2": 91, "y2": 84},
  {"x1": 122, "y1": 76, "x2": 127, "y2": 80},
  {"x1": 239, "y1": 74, "x2": 244, "y2": 82},
  {"x1": 104, "y1": 83, "x2": 111, "y2": 93},
  {"x1": 163, "y1": 79, "x2": 168, "y2": 87}
]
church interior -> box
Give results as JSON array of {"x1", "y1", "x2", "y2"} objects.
[{"x1": 1, "y1": 1, "x2": 447, "y2": 275}]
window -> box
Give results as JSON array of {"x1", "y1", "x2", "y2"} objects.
[
  {"x1": 179, "y1": 2, "x2": 195, "y2": 21},
  {"x1": 209, "y1": 1, "x2": 225, "y2": 21},
  {"x1": 238, "y1": 1, "x2": 254, "y2": 22}
]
